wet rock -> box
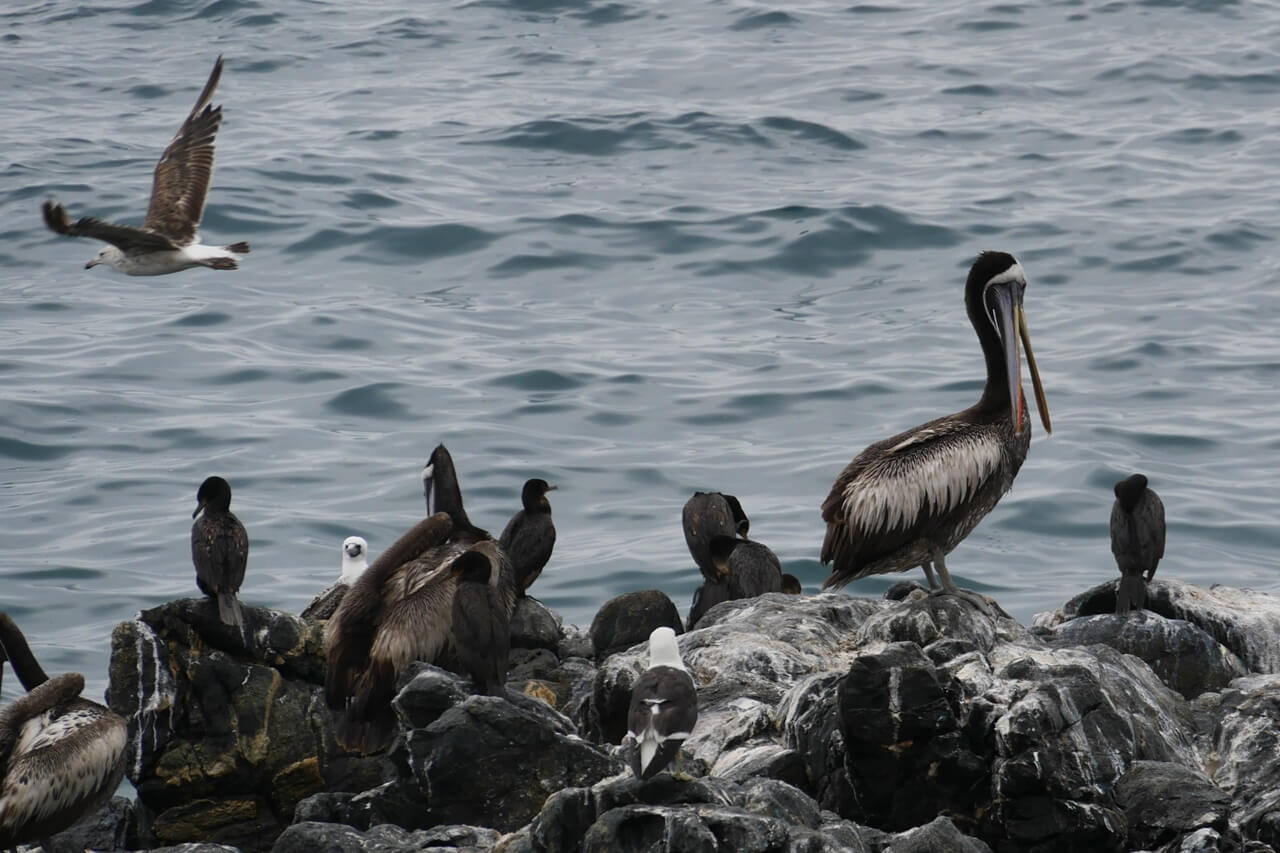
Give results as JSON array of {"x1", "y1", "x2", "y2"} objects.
[
  {"x1": 1114, "y1": 760, "x2": 1232, "y2": 849},
  {"x1": 1035, "y1": 579, "x2": 1280, "y2": 674},
  {"x1": 273, "y1": 820, "x2": 498, "y2": 852},
  {"x1": 528, "y1": 773, "x2": 875, "y2": 853},
  {"x1": 300, "y1": 582, "x2": 347, "y2": 622},
  {"x1": 510, "y1": 596, "x2": 564, "y2": 651},
  {"x1": 1196, "y1": 674, "x2": 1280, "y2": 849},
  {"x1": 44, "y1": 795, "x2": 137, "y2": 852},
  {"x1": 405, "y1": 694, "x2": 624, "y2": 832},
  {"x1": 860, "y1": 815, "x2": 993, "y2": 852},
  {"x1": 588, "y1": 589, "x2": 684, "y2": 660},
  {"x1": 1038, "y1": 610, "x2": 1247, "y2": 698},
  {"x1": 106, "y1": 598, "x2": 384, "y2": 852},
  {"x1": 555, "y1": 624, "x2": 594, "y2": 660}
]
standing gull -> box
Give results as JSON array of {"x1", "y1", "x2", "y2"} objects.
[
  {"x1": 820, "y1": 251, "x2": 1051, "y2": 605},
  {"x1": 0, "y1": 613, "x2": 127, "y2": 852},
  {"x1": 1111, "y1": 473, "x2": 1166, "y2": 614},
  {"x1": 41, "y1": 55, "x2": 250, "y2": 275},
  {"x1": 191, "y1": 475, "x2": 248, "y2": 628},
  {"x1": 499, "y1": 478, "x2": 557, "y2": 596},
  {"x1": 626, "y1": 626, "x2": 698, "y2": 780}
]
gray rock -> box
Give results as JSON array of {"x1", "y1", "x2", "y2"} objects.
[
  {"x1": 860, "y1": 815, "x2": 993, "y2": 852},
  {"x1": 300, "y1": 582, "x2": 347, "y2": 623},
  {"x1": 1034, "y1": 578, "x2": 1280, "y2": 675},
  {"x1": 1195, "y1": 674, "x2": 1280, "y2": 849},
  {"x1": 272, "y1": 821, "x2": 498, "y2": 852},
  {"x1": 589, "y1": 589, "x2": 684, "y2": 660},
  {"x1": 1114, "y1": 760, "x2": 1232, "y2": 849},
  {"x1": 406, "y1": 694, "x2": 623, "y2": 832},
  {"x1": 1038, "y1": 610, "x2": 1247, "y2": 699},
  {"x1": 42, "y1": 795, "x2": 136, "y2": 852},
  {"x1": 510, "y1": 596, "x2": 565, "y2": 651}
]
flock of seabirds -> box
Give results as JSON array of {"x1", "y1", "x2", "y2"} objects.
[{"x1": 2, "y1": 55, "x2": 1171, "y2": 850}]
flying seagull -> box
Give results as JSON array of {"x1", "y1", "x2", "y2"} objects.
[
  {"x1": 627, "y1": 626, "x2": 698, "y2": 780},
  {"x1": 41, "y1": 55, "x2": 250, "y2": 275}
]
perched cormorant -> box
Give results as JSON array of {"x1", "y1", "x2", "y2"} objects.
[
  {"x1": 41, "y1": 56, "x2": 250, "y2": 275},
  {"x1": 301, "y1": 535, "x2": 370, "y2": 622},
  {"x1": 687, "y1": 581, "x2": 730, "y2": 630},
  {"x1": 820, "y1": 251, "x2": 1051, "y2": 604},
  {"x1": 1111, "y1": 473, "x2": 1166, "y2": 613},
  {"x1": 326, "y1": 446, "x2": 515, "y2": 752},
  {"x1": 627, "y1": 626, "x2": 698, "y2": 780},
  {"x1": 710, "y1": 534, "x2": 783, "y2": 600},
  {"x1": 449, "y1": 549, "x2": 511, "y2": 696},
  {"x1": 681, "y1": 492, "x2": 741, "y2": 584},
  {"x1": 191, "y1": 475, "x2": 248, "y2": 627},
  {"x1": 339, "y1": 535, "x2": 369, "y2": 584},
  {"x1": 499, "y1": 478, "x2": 558, "y2": 596},
  {"x1": 0, "y1": 613, "x2": 127, "y2": 851},
  {"x1": 781, "y1": 574, "x2": 803, "y2": 594}
]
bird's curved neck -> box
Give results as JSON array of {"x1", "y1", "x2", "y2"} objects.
[
  {"x1": 433, "y1": 454, "x2": 483, "y2": 535},
  {"x1": 0, "y1": 614, "x2": 51, "y2": 691}
]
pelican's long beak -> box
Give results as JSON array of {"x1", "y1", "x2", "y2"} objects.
[{"x1": 993, "y1": 284, "x2": 1052, "y2": 436}]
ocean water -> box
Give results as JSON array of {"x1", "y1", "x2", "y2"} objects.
[{"x1": 2, "y1": 0, "x2": 1279, "y2": 706}]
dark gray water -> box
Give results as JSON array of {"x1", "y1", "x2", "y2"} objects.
[{"x1": 3, "y1": 0, "x2": 1278, "y2": 704}]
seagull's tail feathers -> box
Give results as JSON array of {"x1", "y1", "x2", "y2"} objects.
[
  {"x1": 209, "y1": 257, "x2": 239, "y2": 271},
  {"x1": 225, "y1": 242, "x2": 250, "y2": 254}
]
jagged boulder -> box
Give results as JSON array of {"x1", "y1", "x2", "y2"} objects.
[
  {"x1": 588, "y1": 589, "x2": 684, "y2": 660},
  {"x1": 1035, "y1": 579, "x2": 1280, "y2": 675},
  {"x1": 106, "y1": 598, "x2": 387, "y2": 852},
  {"x1": 1195, "y1": 674, "x2": 1280, "y2": 848},
  {"x1": 273, "y1": 821, "x2": 499, "y2": 852}
]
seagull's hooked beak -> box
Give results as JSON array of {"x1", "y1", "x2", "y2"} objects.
[
  {"x1": 989, "y1": 280, "x2": 1051, "y2": 436},
  {"x1": 85, "y1": 258, "x2": 99, "y2": 269}
]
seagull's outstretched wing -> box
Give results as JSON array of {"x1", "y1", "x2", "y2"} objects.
[
  {"x1": 42, "y1": 201, "x2": 178, "y2": 251},
  {"x1": 141, "y1": 55, "x2": 225, "y2": 245}
]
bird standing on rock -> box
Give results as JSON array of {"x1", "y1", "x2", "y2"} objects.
[
  {"x1": 449, "y1": 548, "x2": 512, "y2": 696},
  {"x1": 1111, "y1": 473, "x2": 1165, "y2": 613},
  {"x1": 191, "y1": 475, "x2": 248, "y2": 628},
  {"x1": 627, "y1": 626, "x2": 698, "y2": 780},
  {"x1": 820, "y1": 251, "x2": 1051, "y2": 608},
  {"x1": 709, "y1": 534, "x2": 783, "y2": 600},
  {"x1": 500, "y1": 478, "x2": 557, "y2": 596}
]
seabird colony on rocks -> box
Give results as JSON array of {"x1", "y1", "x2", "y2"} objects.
[
  {"x1": 191, "y1": 475, "x2": 248, "y2": 629},
  {"x1": 41, "y1": 55, "x2": 249, "y2": 275},
  {"x1": 820, "y1": 251, "x2": 1051, "y2": 610},
  {"x1": 1111, "y1": 474, "x2": 1166, "y2": 614},
  {"x1": 324, "y1": 445, "x2": 516, "y2": 753},
  {"x1": 0, "y1": 613, "x2": 127, "y2": 852}
]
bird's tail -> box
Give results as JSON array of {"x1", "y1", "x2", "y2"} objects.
[
  {"x1": 224, "y1": 242, "x2": 251, "y2": 254},
  {"x1": 217, "y1": 591, "x2": 244, "y2": 628},
  {"x1": 1116, "y1": 576, "x2": 1147, "y2": 614}
]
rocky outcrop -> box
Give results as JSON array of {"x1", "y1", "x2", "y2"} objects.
[{"x1": 101, "y1": 577, "x2": 1280, "y2": 853}]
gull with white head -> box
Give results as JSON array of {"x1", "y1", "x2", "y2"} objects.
[
  {"x1": 42, "y1": 55, "x2": 250, "y2": 275},
  {"x1": 626, "y1": 626, "x2": 698, "y2": 780}
]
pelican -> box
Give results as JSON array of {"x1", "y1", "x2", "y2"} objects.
[
  {"x1": 326, "y1": 446, "x2": 514, "y2": 753},
  {"x1": 499, "y1": 478, "x2": 558, "y2": 596},
  {"x1": 191, "y1": 475, "x2": 248, "y2": 628},
  {"x1": 1111, "y1": 473, "x2": 1165, "y2": 613},
  {"x1": 41, "y1": 56, "x2": 250, "y2": 275},
  {"x1": 820, "y1": 251, "x2": 1051, "y2": 603},
  {"x1": 0, "y1": 613, "x2": 127, "y2": 851}
]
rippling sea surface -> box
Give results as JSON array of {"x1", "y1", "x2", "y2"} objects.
[{"x1": 2, "y1": 0, "x2": 1279, "y2": 705}]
